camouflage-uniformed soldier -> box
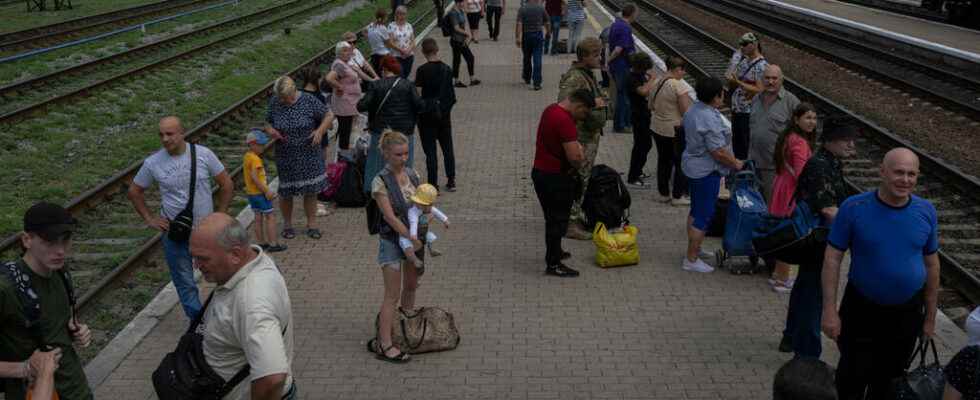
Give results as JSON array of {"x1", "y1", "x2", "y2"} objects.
[{"x1": 557, "y1": 37, "x2": 607, "y2": 240}]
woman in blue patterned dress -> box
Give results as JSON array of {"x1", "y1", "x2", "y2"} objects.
[{"x1": 265, "y1": 76, "x2": 334, "y2": 240}]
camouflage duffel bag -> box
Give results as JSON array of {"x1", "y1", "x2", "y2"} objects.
[{"x1": 372, "y1": 307, "x2": 460, "y2": 354}]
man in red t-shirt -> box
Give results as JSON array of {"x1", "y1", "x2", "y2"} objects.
[{"x1": 532, "y1": 88, "x2": 595, "y2": 277}]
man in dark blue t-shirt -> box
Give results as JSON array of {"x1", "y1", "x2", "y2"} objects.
[{"x1": 821, "y1": 147, "x2": 940, "y2": 400}]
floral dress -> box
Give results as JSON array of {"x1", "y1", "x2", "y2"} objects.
[{"x1": 267, "y1": 92, "x2": 328, "y2": 197}]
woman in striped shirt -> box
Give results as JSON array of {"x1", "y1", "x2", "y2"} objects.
[{"x1": 565, "y1": 0, "x2": 586, "y2": 54}]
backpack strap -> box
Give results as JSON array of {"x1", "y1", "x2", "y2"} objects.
[{"x1": 0, "y1": 262, "x2": 42, "y2": 341}]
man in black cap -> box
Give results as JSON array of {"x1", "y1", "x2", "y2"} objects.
[
  {"x1": 778, "y1": 119, "x2": 857, "y2": 360},
  {"x1": 0, "y1": 202, "x2": 93, "y2": 399}
]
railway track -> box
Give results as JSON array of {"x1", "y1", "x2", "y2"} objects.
[
  {"x1": 836, "y1": 0, "x2": 947, "y2": 23},
  {"x1": 0, "y1": 0, "x2": 321, "y2": 119},
  {"x1": 600, "y1": 0, "x2": 980, "y2": 308},
  {"x1": 0, "y1": 0, "x2": 222, "y2": 53},
  {"x1": 0, "y1": 0, "x2": 333, "y2": 124},
  {"x1": 0, "y1": 0, "x2": 435, "y2": 356},
  {"x1": 683, "y1": 0, "x2": 980, "y2": 122}
]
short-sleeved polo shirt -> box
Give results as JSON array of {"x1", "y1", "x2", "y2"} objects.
[
  {"x1": 828, "y1": 191, "x2": 939, "y2": 305},
  {"x1": 202, "y1": 247, "x2": 293, "y2": 400}
]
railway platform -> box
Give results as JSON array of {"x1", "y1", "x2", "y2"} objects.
[{"x1": 86, "y1": 0, "x2": 967, "y2": 398}]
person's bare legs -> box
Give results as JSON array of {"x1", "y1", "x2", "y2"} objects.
[
  {"x1": 253, "y1": 213, "x2": 267, "y2": 244},
  {"x1": 379, "y1": 265, "x2": 403, "y2": 357},
  {"x1": 279, "y1": 196, "x2": 294, "y2": 232},
  {"x1": 264, "y1": 213, "x2": 278, "y2": 246},
  {"x1": 303, "y1": 194, "x2": 317, "y2": 230},
  {"x1": 400, "y1": 261, "x2": 419, "y2": 311},
  {"x1": 686, "y1": 215, "x2": 706, "y2": 262}
]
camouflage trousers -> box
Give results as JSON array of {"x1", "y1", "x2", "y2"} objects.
[{"x1": 570, "y1": 140, "x2": 600, "y2": 226}]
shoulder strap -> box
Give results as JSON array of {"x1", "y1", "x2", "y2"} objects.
[
  {"x1": 650, "y1": 78, "x2": 671, "y2": 103},
  {"x1": 186, "y1": 143, "x2": 197, "y2": 210},
  {"x1": 376, "y1": 78, "x2": 402, "y2": 116},
  {"x1": 738, "y1": 57, "x2": 765, "y2": 81},
  {"x1": 0, "y1": 262, "x2": 41, "y2": 332}
]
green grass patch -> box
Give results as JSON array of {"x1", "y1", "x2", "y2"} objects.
[{"x1": 0, "y1": 0, "x2": 161, "y2": 34}]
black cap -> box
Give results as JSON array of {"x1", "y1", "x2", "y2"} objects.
[
  {"x1": 24, "y1": 202, "x2": 77, "y2": 241},
  {"x1": 821, "y1": 119, "x2": 859, "y2": 142}
]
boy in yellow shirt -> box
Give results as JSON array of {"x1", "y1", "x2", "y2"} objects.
[{"x1": 244, "y1": 130, "x2": 287, "y2": 252}]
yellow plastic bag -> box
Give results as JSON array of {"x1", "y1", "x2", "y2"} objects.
[{"x1": 593, "y1": 222, "x2": 639, "y2": 268}]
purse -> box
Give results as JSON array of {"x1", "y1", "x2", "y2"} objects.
[
  {"x1": 373, "y1": 307, "x2": 460, "y2": 354},
  {"x1": 752, "y1": 199, "x2": 826, "y2": 265},
  {"x1": 167, "y1": 143, "x2": 197, "y2": 243},
  {"x1": 888, "y1": 337, "x2": 945, "y2": 400}
]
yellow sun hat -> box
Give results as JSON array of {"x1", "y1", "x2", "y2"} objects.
[{"x1": 410, "y1": 183, "x2": 439, "y2": 206}]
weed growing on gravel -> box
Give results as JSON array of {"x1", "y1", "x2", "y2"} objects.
[{"x1": 0, "y1": 0, "x2": 159, "y2": 34}]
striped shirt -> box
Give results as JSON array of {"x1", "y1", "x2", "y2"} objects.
[{"x1": 566, "y1": 0, "x2": 585, "y2": 22}]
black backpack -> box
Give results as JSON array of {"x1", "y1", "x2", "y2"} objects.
[
  {"x1": 333, "y1": 155, "x2": 368, "y2": 207},
  {"x1": 440, "y1": 10, "x2": 454, "y2": 37},
  {"x1": 582, "y1": 164, "x2": 631, "y2": 230}
]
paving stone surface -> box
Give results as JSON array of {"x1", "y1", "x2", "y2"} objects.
[{"x1": 93, "y1": 2, "x2": 962, "y2": 399}]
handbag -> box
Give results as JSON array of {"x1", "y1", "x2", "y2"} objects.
[
  {"x1": 167, "y1": 143, "x2": 197, "y2": 243},
  {"x1": 752, "y1": 199, "x2": 827, "y2": 265},
  {"x1": 373, "y1": 307, "x2": 460, "y2": 354},
  {"x1": 888, "y1": 337, "x2": 945, "y2": 400},
  {"x1": 152, "y1": 293, "x2": 249, "y2": 400}
]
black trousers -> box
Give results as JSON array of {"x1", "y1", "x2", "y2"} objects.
[
  {"x1": 531, "y1": 169, "x2": 575, "y2": 267},
  {"x1": 652, "y1": 132, "x2": 687, "y2": 198},
  {"x1": 486, "y1": 6, "x2": 502, "y2": 39},
  {"x1": 418, "y1": 111, "x2": 456, "y2": 185},
  {"x1": 370, "y1": 54, "x2": 384, "y2": 79},
  {"x1": 336, "y1": 115, "x2": 354, "y2": 150},
  {"x1": 450, "y1": 40, "x2": 475, "y2": 80},
  {"x1": 732, "y1": 112, "x2": 751, "y2": 160},
  {"x1": 836, "y1": 283, "x2": 925, "y2": 400},
  {"x1": 627, "y1": 116, "x2": 653, "y2": 183}
]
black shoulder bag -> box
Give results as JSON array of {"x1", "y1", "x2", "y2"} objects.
[{"x1": 168, "y1": 143, "x2": 197, "y2": 242}]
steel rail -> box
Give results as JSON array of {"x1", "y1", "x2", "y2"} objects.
[
  {"x1": 604, "y1": 0, "x2": 980, "y2": 304},
  {"x1": 0, "y1": 0, "x2": 306, "y2": 101},
  {"x1": 0, "y1": 0, "x2": 218, "y2": 52},
  {"x1": 0, "y1": 0, "x2": 336, "y2": 125}
]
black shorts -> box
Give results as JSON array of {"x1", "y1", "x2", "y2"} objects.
[{"x1": 466, "y1": 12, "x2": 481, "y2": 29}]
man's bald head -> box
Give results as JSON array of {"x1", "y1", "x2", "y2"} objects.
[
  {"x1": 763, "y1": 64, "x2": 784, "y2": 94},
  {"x1": 158, "y1": 116, "x2": 186, "y2": 155},
  {"x1": 190, "y1": 213, "x2": 254, "y2": 285},
  {"x1": 159, "y1": 116, "x2": 184, "y2": 133},
  {"x1": 879, "y1": 147, "x2": 920, "y2": 204}
]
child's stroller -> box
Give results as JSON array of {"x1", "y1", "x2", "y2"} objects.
[{"x1": 714, "y1": 162, "x2": 767, "y2": 274}]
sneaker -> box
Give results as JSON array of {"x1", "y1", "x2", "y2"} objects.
[
  {"x1": 469, "y1": 79, "x2": 481, "y2": 86},
  {"x1": 627, "y1": 179, "x2": 650, "y2": 189},
  {"x1": 682, "y1": 258, "x2": 714, "y2": 273},
  {"x1": 454, "y1": 81, "x2": 467, "y2": 88},
  {"x1": 446, "y1": 178, "x2": 457, "y2": 192},
  {"x1": 428, "y1": 244, "x2": 442, "y2": 257},
  {"x1": 564, "y1": 223, "x2": 592, "y2": 240},
  {"x1": 267, "y1": 244, "x2": 288, "y2": 253},
  {"x1": 546, "y1": 263, "x2": 580, "y2": 277},
  {"x1": 778, "y1": 335, "x2": 793, "y2": 353},
  {"x1": 698, "y1": 249, "x2": 714, "y2": 260},
  {"x1": 670, "y1": 196, "x2": 691, "y2": 206}
]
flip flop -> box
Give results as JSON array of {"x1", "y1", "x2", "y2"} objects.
[
  {"x1": 306, "y1": 228, "x2": 322, "y2": 239},
  {"x1": 281, "y1": 228, "x2": 296, "y2": 239}
]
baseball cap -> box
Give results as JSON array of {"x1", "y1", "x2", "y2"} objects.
[
  {"x1": 821, "y1": 119, "x2": 860, "y2": 142},
  {"x1": 246, "y1": 129, "x2": 270, "y2": 145},
  {"x1": 739, "y1": 32, "x2": 759, "y2": 46},
  {"x1": 24, "y1": 202, "x2": 77, "y2": 242}
]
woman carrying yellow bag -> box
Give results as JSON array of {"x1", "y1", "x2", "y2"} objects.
[{"x1": 593, "y1": 222, "x2": 639, "y2": 268}]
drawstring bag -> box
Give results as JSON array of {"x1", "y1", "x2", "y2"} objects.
[{"x1": 593, "y1": 222, "x2": 639, "y2": 268}]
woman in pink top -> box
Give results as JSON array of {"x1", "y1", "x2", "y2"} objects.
[
  {"x1": 325, "y1": 41, "x2": 364, "y2": 152},
  {"x1": 769, "y1": 103, "x2": 817, "y2": 292}
]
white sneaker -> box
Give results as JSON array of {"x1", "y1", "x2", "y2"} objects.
[
  {"x1": 670, "y1": 196, "x2": 691, "y2": 206},
  {"x1": 682, "y1": 258, "x2": 714, "y2": 273},
  {"x1": 698, "y1": 249, "x2": 714, "y2": 260}
]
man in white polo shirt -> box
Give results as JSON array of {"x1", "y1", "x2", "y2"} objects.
[{"x1": 189, "y1": 213, "x2": 295, "y2": 400}]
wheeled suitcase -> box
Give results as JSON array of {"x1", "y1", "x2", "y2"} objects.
[{"x1": 715, "y1": 163, "x2": 767, "y2": 274}]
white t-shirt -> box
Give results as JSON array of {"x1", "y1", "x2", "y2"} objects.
[
  {"x1": 387, "y1": 22, "x2": 414, "y2": 58},
  {"x1": 132, "y1": 144, "x2": 225, "y2": 224},
  {"x1": 367, "y1": 23, "x2": 391, "y2": 56},
  {"x1": 203, "y1": 247, "x2": 294, "y2": 400},
  {"x1": 349, "y1": 48, "x2": 369, "y2": 70}
]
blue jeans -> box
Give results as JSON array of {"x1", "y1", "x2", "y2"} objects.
[
  {"x1": 364, "y1": 129, "x2": 416, "y2": 193},
  {"x1": 545, "y1": 16, "x2": 562, "y2": 54},
  {"x1": 783, "y1": 260, "x2": 824, "y2": 358},
  {"x1": 611, "y1": 67, "x2": 631, "y2": 131},
  {"x1": 521, "y1": 31, "x2": 544, "y2": 86},
  {"x1": 162, "y1": 235, "x2": 201, "y2": 320},
  {"x1": 567, "y1": 19, "x2": 584, "y2": 54}
]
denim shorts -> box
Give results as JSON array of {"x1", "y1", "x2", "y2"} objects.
[
  {"x1": 688, "y1": 172, "x2": 721, "y2": 231},
  {"x1": 247, "y1": 194, "x2": 274, "y2": 214},
  {"x1": 378, "y1": 237, "x2": 405, "y2": 268}
]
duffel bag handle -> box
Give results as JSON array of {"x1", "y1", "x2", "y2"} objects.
[{"x1": 399, "y1": 318, "x2": 428, "y2": 352}]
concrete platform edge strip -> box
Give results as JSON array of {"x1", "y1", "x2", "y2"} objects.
[
  {"x1": 593, "y1": 0, "x2": 967, "y2": 354},
  {"x1": 760, "y1": 0, "x2": 980, "y2": 64}
]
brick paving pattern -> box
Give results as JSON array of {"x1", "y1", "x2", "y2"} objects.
[{"x1": 92, "y1": 3, "x2": 926, "y2": 399}]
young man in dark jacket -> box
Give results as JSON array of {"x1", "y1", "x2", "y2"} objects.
[{"x1": 415, "y1": 38, "x2": 459, "y2": 192}]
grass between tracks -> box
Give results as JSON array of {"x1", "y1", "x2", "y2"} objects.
[
  {"x1": 0, "y1": 0, "x2": 160, "y2": 34},
  {"x1": 0, "y1": 0, "x2": 422, "y2": 238},
  {"x1": 0, "y1": 0, "x2": 286, "y2": 83}
]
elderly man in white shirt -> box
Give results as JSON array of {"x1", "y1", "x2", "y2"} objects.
[{"x1": 189, "y1": 213, "x2": 295, "y2": 400}]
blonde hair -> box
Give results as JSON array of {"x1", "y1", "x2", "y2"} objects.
[
  {"x1": 576, "y1": 37, "x2": 602, "y2": 60},
  {"x1": 273, "y1": 75, "x2": 297, "y2": 99},
  {"x1": 379, "y1": 129, "x2": 408, "y2": 152}
]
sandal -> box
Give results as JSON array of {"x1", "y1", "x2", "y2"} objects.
[
  {"x1": 281, "y1": 228, "x2": 295, "y2": 239},
  {"x1": 376, "y1": 343, "x2": 410, "y2": 363},
  {"x1": 306, "y1": 228, "x2": 322, "y2": 239}
]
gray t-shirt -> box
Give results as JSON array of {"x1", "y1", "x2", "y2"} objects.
[
  {"x1": 133, "y1": 144, "x2": 225, "y2": 225},
  {"x1": 448, "y1": 8, "x2": 468, "y2": 43},
  {"x1": 517, "y1": 3, "x2": 547, "y2": 33}
]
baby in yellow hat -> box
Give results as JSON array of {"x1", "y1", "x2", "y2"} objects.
[{"x1": 398, "y1": 183, "x2": 450, "y2": 273}]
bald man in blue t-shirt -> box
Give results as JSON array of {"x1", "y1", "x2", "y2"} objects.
[{"x1": 820, "y1": 148, "x2": 940, "y2": 400}]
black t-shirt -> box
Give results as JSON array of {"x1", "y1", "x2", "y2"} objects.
[
  {"x1": 945, "y1": 345, "x2": 980, "y2": 400},
  {"x1": 414, "y1": 61, "x2": 456, "y2": 113},
  {"x1": 626, "y1": 71, "x2": 650, "y2": 122}
]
